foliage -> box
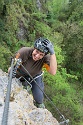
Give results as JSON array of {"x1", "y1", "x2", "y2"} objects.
[
  {"x1": 47, "y1": 0, "x2": 69, "y2": 18},
  {"x1": 0, "y1": 45, "x2": 12, "y2": 72},
  {"x1": 14, "y1": 40, "x2": 33, "y2": 52},
  {"x1": 0, "y1": 0, "x2": 83, "y2": 124},
  {"x1": 44, "y1": 69, "x2": 82, "y2": 124},
  {"x1": 59, "y1": 22, "x2": 83, "y2": 83},
  {"x1": 68, "y1": 1, "x2": 83, "y2": 22},
  {"x1": 54, "y1": 0, "x2": 83, "y2": 83}
]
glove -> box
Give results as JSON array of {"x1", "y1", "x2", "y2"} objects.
[
  {"x1": 46, "y1": 42, "x2": 55, "y2": 55},
  {"x1": 8, "y1": 58, "x2": 22, "y2": 78},
  {"x1": 8, "y1": 67, "x2": 17, "y2": 78},
  {"x1": 12, "y1": 68, "x2": 17, "y2": 78},
  {"x1": 12, "y1": 58, "x2": 22, "y2": 78}
]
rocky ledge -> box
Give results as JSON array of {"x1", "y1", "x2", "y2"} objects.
[{"x1": 0, "y1": 69, "x2": 59, "y2": 125}]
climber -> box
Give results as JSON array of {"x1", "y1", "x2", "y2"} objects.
[{"x1": 8, "y1": 37, "x2": 57, "y2": 108}]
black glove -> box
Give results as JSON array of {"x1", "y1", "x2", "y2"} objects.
[{"x1": 46, "y1": 42, "x2": 55, "y2": 55}]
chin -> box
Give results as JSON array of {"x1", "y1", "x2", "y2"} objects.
[
  {"x1": 33, "y1": 57, "x2": 38, "y2": 61},
  {"x1": 33, "y1": 59, "x2": 37, "y2": 61}
]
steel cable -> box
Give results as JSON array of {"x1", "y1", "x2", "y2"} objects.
[
  {"x1": 1, "y1": 59, "x2": 14, "y2": 125},
  {"x1": 21, "y1": 63, "x2": 69, "y2": 125}
]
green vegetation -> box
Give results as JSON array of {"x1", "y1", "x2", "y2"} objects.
[{"x1": 0, "y1": 0, "x2": 83, "y2": 124}]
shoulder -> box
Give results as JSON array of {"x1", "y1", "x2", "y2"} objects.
[
  {"x1": 16, "y1": 47, "x2": 34, "y2": 59},
  {"x1": 43, "y1": 54, "x2": 50, "y2": 63},
  {"x1": 18, "y1": 47, "x2": 34, "y2": 53},
  {"x1": 18, "y1": 47, "x2": 32, "y2": 51},
  {"x1": 44, "y1": 54, "x2": 50, "y2": 59}
]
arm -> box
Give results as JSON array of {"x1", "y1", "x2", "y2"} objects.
[
  {"x1": 48, "y1": 54, "x2": 57, "y2": 75},
  {"x1": 46, "y1": 41, "x2": 57, "y2": 75}
]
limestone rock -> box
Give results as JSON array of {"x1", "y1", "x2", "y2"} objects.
[{"x1": 0, "y1": 69, "x2": 59, "y2": 125}]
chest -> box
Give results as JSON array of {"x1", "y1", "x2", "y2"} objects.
[{"x1": 22, "y1": 57, "x2": 44, "y2": 70}]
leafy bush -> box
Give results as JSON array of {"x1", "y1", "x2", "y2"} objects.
[{"x1": 0, "y1": 45, "x2": 12, "y2": 72}]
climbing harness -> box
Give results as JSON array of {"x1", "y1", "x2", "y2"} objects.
[
  {"x1": 1, "y1": 58, "x2": 69, "y2": 125},
  {"x1": 18, "y1": 71, "x2": 44, "y2": 92}
]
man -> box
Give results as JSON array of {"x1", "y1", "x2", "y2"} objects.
[{"x1": 8, "y1": 37, "x2": 57, "y2": 108}]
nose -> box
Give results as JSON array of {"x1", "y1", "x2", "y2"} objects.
[{"x1": 35, "y1": 54, "x2": 40, "y2": 58}]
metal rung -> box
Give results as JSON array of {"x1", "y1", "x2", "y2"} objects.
[
  {"x1": 59, "y1": 119, "x2": 69, "y2": 125},
  {"x1": 17, "y1": 72, "x2": 44, "y2": 92},
  {"x1": 18, "y1": 76, "x2": 32, "y2": 92}
]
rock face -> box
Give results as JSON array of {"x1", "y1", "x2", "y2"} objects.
[{"x1": 0, "y1": 69, "x2": 59, "y2": 125}]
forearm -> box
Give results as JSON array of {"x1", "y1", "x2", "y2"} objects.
[{"x1": 49, "y1": 54, "x2": 57, "y2": 75}]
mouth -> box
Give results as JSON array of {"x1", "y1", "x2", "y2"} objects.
[{"x1": 33, "y1": 55, "x2": 39, "y2": 61}]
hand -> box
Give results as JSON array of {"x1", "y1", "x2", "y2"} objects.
[
  {"x1": 8, "y1": 68, "x2": 16, "y2": 78},
  {"x1": 8, "y1": 58, "x2": 22, "y2": 78},
  {"x1": 12, "y1": 68, "x2": 17, "y2": 78},
  {"x1": 46, "y1": 42, "x2": 55, "y2": 55},
  {"x1": 12, "y1": 58, "x2": 22, "y2": 78}
]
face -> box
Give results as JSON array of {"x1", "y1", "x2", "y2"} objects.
[{"x1": 32, "y1": 49, "x2": 45, "y2": 61}]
